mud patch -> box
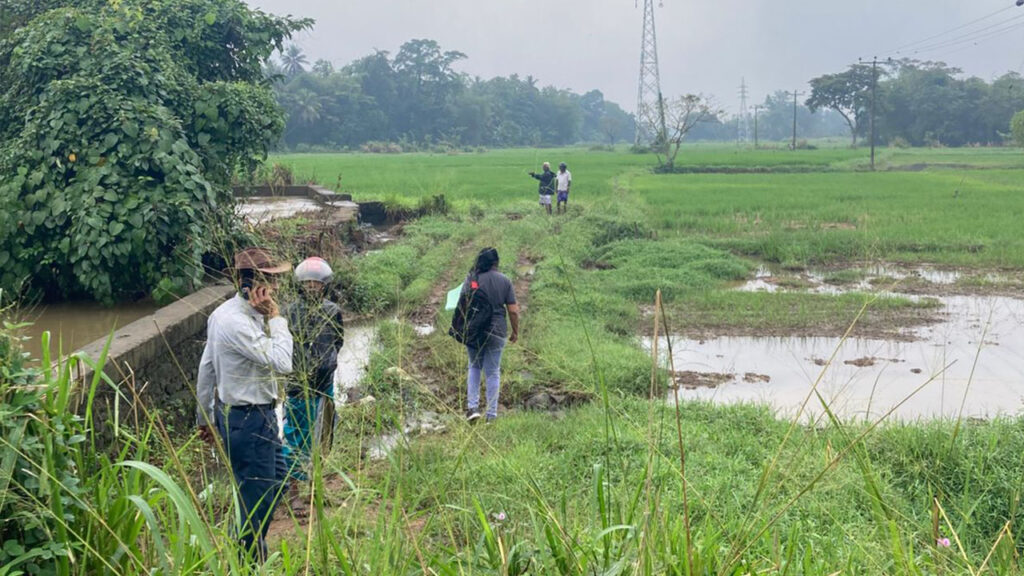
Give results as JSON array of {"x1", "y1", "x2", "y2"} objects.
[
  {"x1": 523, "y1": 389, "x2": 591, "y2": 411},
  {"x1": 671, "y1": 371, "x2": 735, "y2": 390},
  {"x1": 581, "y1": 260, "x2": 617, "y2": 270}
]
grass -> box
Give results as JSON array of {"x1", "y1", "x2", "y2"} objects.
[{"x1": 5, "y1": 144, "x2": 1024, "y2": 573}]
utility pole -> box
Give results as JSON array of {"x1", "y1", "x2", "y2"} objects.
[
  {"x1": 791, "y1": 90, "x2": 803, "y2": 150},
  {"x1": 738, "y1": 78, "x2": 750, "y2": 145},
  {"x1": 869, "y1": 56, "x2": 878, "y2": 170},
  {"x1": 753, "y1": 105, "x2": 760, "y2": 149}
]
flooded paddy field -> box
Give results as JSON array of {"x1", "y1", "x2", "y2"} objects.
[{"x1": 654, "y1": 263, "x2": 1024, "y2": 421}]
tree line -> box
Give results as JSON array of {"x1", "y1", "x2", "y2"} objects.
[
  {"x1": 804, "y1": 59, "x2": 1024, "y2": 147},
  {"x1": 270, "y1": 39, "x2": 635, "y2": 150}
]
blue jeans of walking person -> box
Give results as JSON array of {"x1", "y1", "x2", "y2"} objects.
[
  {"x1": 467, "y1": 342, "x2": 505, "y2": 419},
  {"x1": 215, "y1": 404, "x2": 285, "y2": 563}
]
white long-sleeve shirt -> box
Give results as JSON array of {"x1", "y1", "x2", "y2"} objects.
[{"x1": 196, "y1": 294, "x2": 293, "y2": 426}]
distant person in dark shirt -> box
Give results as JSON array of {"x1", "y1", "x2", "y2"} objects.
[
  {"x1": 529, "y1": 162, "x2": 556, "y2": 215},
  {"x1": 461, "y1": 247, "x2": 519, "y2": 423}
]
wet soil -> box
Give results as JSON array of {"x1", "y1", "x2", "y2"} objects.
[{"x1": 671, "y1": 371, "x2": 735, "y2": 390}]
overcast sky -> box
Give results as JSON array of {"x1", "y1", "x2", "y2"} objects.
[{"x1": 245, "y1": 0, "x2": 1024, "y2": 114}]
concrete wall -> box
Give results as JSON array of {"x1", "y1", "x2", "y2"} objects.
[{"x1": 73, "y1": 285, "x2": 234, "y2": 438}]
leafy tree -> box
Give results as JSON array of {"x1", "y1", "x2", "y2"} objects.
[
  {"x1": 658, "y1": 94, "x2": 721, "y2": 170},
  {"x1": 806, "y1": 64, "x2": 876, "y2": 146},
  {"x1": 312, "y1": 58, "x2": 334, "y2": 77},
  {"x1": 600, "y1": 111, "x2": 628, "y2": 145},
  {"x1": 0, "y1": 0, "x2": 308, "y2": 302},
  {"x1": 1012, "y1": 110, "x2": 1024, "y2": 148}
]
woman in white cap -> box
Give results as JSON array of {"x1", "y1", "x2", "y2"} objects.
[{"x1": 281, "y1": 256, "x2": 344, "y2": 512}]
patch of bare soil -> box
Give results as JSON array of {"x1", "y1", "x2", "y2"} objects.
[
  {"x1": 581, "y1": 260, "x2": 616, "y2": 270},
  {"x1": 267, "y1": 470, "x2": 428, "y2": 545},
  {"x1": 671, "y1": 371, "x2": 734, "y2": 390},
  {"x1": 523, "y1": 388, "x2": 591, "y2": 411},
  {"x1": 742, "y1": 372, "x2": 771, "y2": 383},
  {"x1": 512, "y1": 253, "x2": 537, "y2": 314},
  {"x1": 409, "y1": 242, "x2": 473, "y2": 326}
]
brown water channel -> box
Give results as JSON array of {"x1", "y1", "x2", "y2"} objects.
[
  {"x1": 652, "y1": 268, "x2": 1024, "y2": 422},
  {"x1": 11, "y1": 301, "x2": 161, "y2": 361}
]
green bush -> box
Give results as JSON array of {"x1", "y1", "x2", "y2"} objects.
[
  {"x1": 0, "y1": 328, "x2": 84, "y2": 572},
  {"x1": 0, "y1": 0, "x2": 307, "y2": 302}
]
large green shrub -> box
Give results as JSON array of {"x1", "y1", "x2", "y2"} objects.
[{"x1": 0, "y1": 0, "x2": 308, "y2": 302}]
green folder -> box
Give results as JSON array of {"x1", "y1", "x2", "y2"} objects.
[{"x1": 444, "y1": 285, "x2": 463, "y2": 311}]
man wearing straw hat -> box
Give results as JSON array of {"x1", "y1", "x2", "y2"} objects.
[{"x1": 196, "y1": 247, "x2": 293, "y2": 563}]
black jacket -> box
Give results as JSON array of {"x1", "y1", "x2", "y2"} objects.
[
  {"x1": 530, "y1": 170, "x2": 557, "y2": 195},
  {"x1": 285, "y1": 298, "x2": 344, "y2": 395}
]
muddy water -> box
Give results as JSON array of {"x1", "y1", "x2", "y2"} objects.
[
  {"x1": 333, "y1": 324, "x2": 378, "y2": 402},
  {"x1": 235, "y1": 197, "x2": 323, "y2": 223},
  {"x1": 11, "y1": 301, "x2": 161, "y2": 361},
  {"x1": 654, "y1": 294, "x2": 1024, "y2": 421}
]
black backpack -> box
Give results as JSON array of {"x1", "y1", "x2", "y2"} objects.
[{"x1": 449, "y1": 276, "x2": 494, "y2": 348}]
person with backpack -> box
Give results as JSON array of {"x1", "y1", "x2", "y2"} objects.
[
  {"x1": 449, "y1": 247, "x2": 519, "y2": 423},
  {"x1": 529, "y1": 162, "x2": 556, "y2": 215}
]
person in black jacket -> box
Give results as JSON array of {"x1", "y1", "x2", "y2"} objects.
[
  {"x1": 282, "y1": 257, "x2": 344, "y2": 514},
  {"x1": 529, "y1": 162, "x2": 556, "y2": 215}
]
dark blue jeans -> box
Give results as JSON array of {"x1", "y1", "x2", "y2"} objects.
[{"x1": 216, "y1": 404, "x2": 284, "y2": 562}]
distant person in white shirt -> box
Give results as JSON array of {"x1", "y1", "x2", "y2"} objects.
[
  {"x1": 196, "y1": 247, "x2": 293, "y2": 564},
  {"x1": 555, "y1": 162, "x2": 571, "y2": 214}
]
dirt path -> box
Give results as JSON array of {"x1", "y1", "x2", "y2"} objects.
[{"x1": 409, "y1": 242, "x2": 474, "y2": 327}]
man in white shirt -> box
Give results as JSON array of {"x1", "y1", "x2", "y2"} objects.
[
  {"x1": 196, "y1": 247, "x2": 292, "y2": 563},
  {"x1": 555, "y1": 162, "x2": 572, "y2": 214}
]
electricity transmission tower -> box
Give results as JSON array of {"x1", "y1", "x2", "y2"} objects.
[
  {"x1": 635, "y1": 0, "x2": 667, "y2": 147},
  {"x1": 737, "y1": 78, "x2": 750, "y2": 145}
]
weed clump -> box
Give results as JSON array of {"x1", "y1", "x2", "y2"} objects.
[{"x1": 588, "y1": 239, "x2": 750, "y2": 302}]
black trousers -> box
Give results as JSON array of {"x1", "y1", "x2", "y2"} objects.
[{"x1": 215, "y1": 404, "x2": 284, "y2": 562}]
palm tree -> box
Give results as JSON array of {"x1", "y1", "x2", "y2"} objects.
[
  {"x1": 281, "y1": 44, "x2": 308, "y2": 77},
  {"x1": 291, "y1": 89, "x2": 323, "y2": 126}
]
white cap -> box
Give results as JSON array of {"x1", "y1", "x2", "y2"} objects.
[{"x1": 294, "y1": 257, "x2": 333, "y2": 283}]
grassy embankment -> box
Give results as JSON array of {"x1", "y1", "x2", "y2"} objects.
[
  {"x1": 254, "y1": 147, "x2": 1024, "y2": 572},
  {"x1": 5, "y1": 146, "x2": 1022, "y2": 574}
]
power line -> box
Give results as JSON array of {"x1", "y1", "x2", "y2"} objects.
[
  {"x1": 881, "y1": 5, "x2": 1014, "y2": 55},
  {"x1": 896, "y1": 12, "x2": 1024, "y2": 57},
  {"x1": 922, "y1": 20, "x2": 1024, "y2": 61}
]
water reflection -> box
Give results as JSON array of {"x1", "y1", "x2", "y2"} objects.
[
  {"x1": 10, "y1": 301, "x2": 160, "y2": 361},
  {"x1": 651, "y1": 295, "x2": 1024, "y2": 421}
]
